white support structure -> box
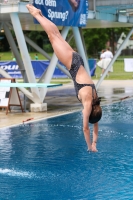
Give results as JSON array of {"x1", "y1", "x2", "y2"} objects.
[
  {"x1": 66, "y1": 33, "x2": 74, "y2": 43},
  {"x1": 0, "y1": 22, "x2": 35, "y2": 103},
  {"x1": 1, "y1": 0, "x2": 133, "y2": 111},
  {"x1": 0, "y1": 67, "x2": 35, "y2": 101},
  {"x1": 3, "y1": 23, "x2": 27, "y2": 80},
  {"x1": 39, "y1": 26, "x2": 70, "y2": 102},
  {"x1": 93, "y1": 0, "x2": 96, "y2": 12},
  {"x1": 72, "y1": 27, "x2": 90, "y2": 76},
  {"x1": 10, "y1": 12, "x2": 41, "y2": 103},
  {"x1": 79, "y1": 28, "x2": 89, "y2": 63},
  {"x1": 96, "y1": 26, "x2": 133, "y2": 90},
  {"x1": 24, "y1": 35, "x2": 71, "y2": 80}
]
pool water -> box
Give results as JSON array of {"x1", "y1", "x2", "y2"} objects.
[{"x1": 0, "y1": 100, "x2": 133, "y2": 200}]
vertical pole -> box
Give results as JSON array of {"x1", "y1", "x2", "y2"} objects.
[
  {"x1": 0, "y1": 23, "x2": 2, "y2": 61},
  {"x1": 72, "y1": 27, "x2": 90, "y2": 76},
  {"x1": 93, "y1": 0, "x2": 96, "y2": 12},
  {"x1": 0, "y1": 23, "x2": 3, "y2": 32},
  {"x1": 96, "y1": 26, "x2": 133, "y2": 90},
  {"x1": 66, "y1": 33, "x2": 74, "y2": 43},
  {"x1": 79, "y1": 27, "x2": 88, "y2": 59},
  {"x1": 23, "y1": 70, "x2": 27, "y2": 112},
  {"x1": 10, "y1": 13, "x2": 41, "y2": 103},
  {"x1": 3, "y1": 23, "x2": 28, "y2": 82}
]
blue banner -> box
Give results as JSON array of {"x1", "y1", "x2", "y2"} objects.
[
  {"x1": 0, "y1": 61, "x2": 68, "y2": 78},
  {"x1": 88, "y1": 59, "x2": 96, "y2": 77},
  {"x1": 34, "y1": 0, "x2": 87, "y2": 27},
  {"x1": 0, "y1": 59, "x2": 96, "y2": 78}
]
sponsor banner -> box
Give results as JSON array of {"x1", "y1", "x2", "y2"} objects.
[
  {"x1": 0, "y1": 61, "x2": 67, "y2": 78},
  {"x1": 34, "y1": 0, "x2": 88, "y2": 27},
  {"x1": 0, "y1": 59, "x2": 96, "y2": 78}
]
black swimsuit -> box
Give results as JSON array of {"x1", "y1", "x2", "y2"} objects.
[{"x1": 69, "y1": 52, "x2": 97, "y2": 102}]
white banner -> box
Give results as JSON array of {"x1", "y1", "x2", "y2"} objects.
[
  {"x1": 0, "y1": 79, "x2": 11, "y2": 107},
  {"x1": 124, "y1": 59, "x2": 133, "y2": 72}
]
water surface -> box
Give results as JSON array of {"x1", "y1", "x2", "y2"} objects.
[{"x1": 0, "y1": 100, "x2": 133, "y2": 200}]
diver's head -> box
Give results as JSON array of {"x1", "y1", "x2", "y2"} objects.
[{"x1": 89, "y1": 98, "x2": 102, "y2": 124}]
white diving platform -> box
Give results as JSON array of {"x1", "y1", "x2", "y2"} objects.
[{"x1": 0, "y1": 82, "x2": 62, "y2": 88}]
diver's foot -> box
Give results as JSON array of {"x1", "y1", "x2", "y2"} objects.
[
  {"x1": 91, "y1": 143, "x2": 98, "y2": 152},
  {"x1": 26, "y1": 4, "x2": 43, "y2": 17}
]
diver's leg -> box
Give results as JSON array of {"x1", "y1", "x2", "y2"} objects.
[{"x1": 26, "y1": 4, "x2": 74, "y2": 69}]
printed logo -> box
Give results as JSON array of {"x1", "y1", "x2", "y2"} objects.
[{"x1": 0, "y1": 65, "x2": 19, "y2": 70}]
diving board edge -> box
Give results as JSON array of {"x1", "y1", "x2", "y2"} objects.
[{"x1": 0, "y1": 83, "x2": 63, "y2": 88}]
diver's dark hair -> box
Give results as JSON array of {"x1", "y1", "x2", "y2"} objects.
[{"x1": 89, "y1": 97, "x2": 102, "y2": 124}]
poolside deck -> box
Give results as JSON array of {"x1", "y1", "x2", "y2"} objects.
[{"x1": 0, "y1": 80, "x2": 133, "y2": 128}]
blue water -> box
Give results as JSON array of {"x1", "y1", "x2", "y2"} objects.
[{"x1": 0, "y1": 100, "x2": 133, "y2": 200}]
